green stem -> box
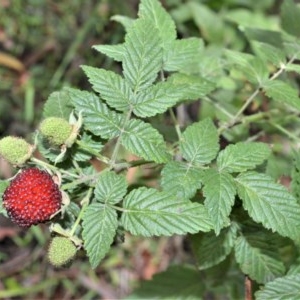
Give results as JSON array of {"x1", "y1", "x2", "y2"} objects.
[
  {"x1": 169, "y1": 108, "x2": 182, "y2": 141},
  {"x1": 218, "y1": 55, "x2": 298, "y2": 135},
  {"x1": 76, "y1": 140, "x2": 110, "y2": 164},
  {"x1": 269, "y1": 122, "x2": 300, "y2": 142},
  {"x1": 31, "y1": 157, "x2": 79, "y2": 178},
  {"x1": 70, "y1": 188, "x2": 93, "y2": 236},
  {"x1": 109, "y1": 108, "x2": 133, "y2": 168}
]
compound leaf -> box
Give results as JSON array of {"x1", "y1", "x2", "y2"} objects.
[
  {"x1": 236, "y1": 172, "x2": 300, "y2": 241},
  {"x1": 202, "y1": 169, "x2": 236, "y2": 234},
  {"x1": 191, "y1": 224, "x2": 238, "y2": 270},
  {"x1": 235, "y1": 233, "x2": 285, "y2": 284},
  {"x1": 43, "y1": 90, "x2": 73, "y2": 119},
  {"x1": 132, "y1": 81, "x2": 183, "y2": 118},
  {"x1": 217, "y1": 142, "x2": 271, "y2": 173},
  {"x1": 256, "y1": 274, "x2": 300, "y2": 300},
  {"x1": 95, "y1": 171, "x2": 128, "y2": 204},
  {"x1": 262, "y1": 79, "x2": 300, "y2": 111},
  {"x1": 121, "y1": 119, "x2": 170, "y2": 163},
  {"x1": 123, "y1": 18, "x2": 162, "y2": 92},
  {"x1": 93, "y1": 44, "x2": 124, "y2": 62},
  {"x1": 180, "y1": 118, "x2": 219, "y2": 165},
  {"x1": 82, "y1": 66, "x2": 133, "y2": 112},
  {"x1": 138, "y1": 0, "x2": 176, "y2": 54},
  {"x1": 161, "y1": 161, "x2": 203, "y2": 200},
  {"x1": 164, "y1": 38, "x2": 204, "y2": 72},
  {"x1": 65, "y1": 87, "x2": 125, "y2": 139},
  {"x1": 121, "y1": 187, "x2": 213, "y2": 236},
  {"x1": 82, "y1": 203, "x2": 118, "y2": 268}
]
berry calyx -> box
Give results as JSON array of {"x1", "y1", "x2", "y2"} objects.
[
  {"x1": 0, "y1": 136, "x2": 34, "y2": 165},
  {"x1": 39, "y1": 117, "x2": 73, "y2": 147},
  {"x1": 48, "y1": 236, "x2": 77, "y2": 267},
  {"x1": 3, "y1": 168, "x2": 62, "y2": 228}
]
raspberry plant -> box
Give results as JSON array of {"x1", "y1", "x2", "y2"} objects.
[{"x1": 2, "y1": 0, "x2": 300, "y2": 298}]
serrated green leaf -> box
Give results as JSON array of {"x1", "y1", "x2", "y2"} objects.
[
  {"x1": 95, "y1": 171, "x2": 128, "y2": 204},
  {"x1": 202, "y1": 169, "x2": 236, "y2": 234},
  {"x1": 236, "y1": 172, "x2": 300, "y2": 241},
  {"x1": 256, "y1": 274, "x2": 300, "y2": 300},
  {"x1": 285, "y1": 64, "x2": 300, "y2": 74},
  {"x1": 225, "y1": 49, "x2": 269, "y2": 85},
  {"x1": 161, "y1": 161, "x2": 203, "y2": 200},
  {"x1": 188, "y1": 2, "x2": 224, "y2": 43},
  {"x1": 43, "y1": 90, "x2": 73, "y2": 119},
  {"x1": 72, "y1": 132, "x2": 103, "y2": 162},
  {"x1": 168, "y1": 73, "x2": 216, "y2": 99},
  {"x1": 126, "y1": 265, "x2": 204, "y2": 300},
  {"x1": 123, "y1": 18, "x2": 162, "y2": 92},
  {"x1": 82, "y1": 203, "x2": 118, "y2": 269},
  {"x1": 65, "y1": 87, "x2": 125, "y2": 139},
  {"x1": 93, "y1": 44, "x2": 124, "y2": 62},
  {"x1": 235, "y1": 233, "x2": 285, "y2": 284},
  {"x1": 111, "y1": 15, "x2": 134, "y2": 31},
  {"x1": 121, "y1": 119, "x2": 170, "y2": 163},
  {"x1": 217, "y1": 142, "x2": 271, "y2": 173},
  {"x1": 191, "y1": 224, "x2": 237, "y2": 270},
  {"x1": 180, "y1": 118, "x2": 219, "y2": 165},
  {"x1": 138, "y1": 0, "x2": 176, "y2": 53},
  {"x1": 281, "y1": 0, "x2": 300, "y2": 38},
  {"x1": 82, "y1": 66, "x2": 133, "y2": 112},
  {"x1": 252, "y1": 41, "x2": 286, "y2": 67},
  {"x1": 132, "y1": 81, "x2": 184, "y2": 118},
  {"x1": 164, "y1": 38, "x2": 204, "y2": 72},
  {"x1": 121, "y1": 187, "x2": 213, "y2": 237},
  {"x1": 244, "y1": 28, "x2": 283, "y2": 48},
  {"x1": 263, "y1": 79, "x2": 300, "y2": 111}
]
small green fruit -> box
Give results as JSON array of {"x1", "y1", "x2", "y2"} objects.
[
  {"x1": 48, "y1": 236, "x2": 77, "y2": 267},
  {"x1": 0, "y1": 136, "x2": 34, "y2": 165},
  {"x1": 40, "y1": 117, "x2": 73, "y2": 146}
]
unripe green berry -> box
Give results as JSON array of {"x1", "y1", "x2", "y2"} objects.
[
  {"x1": 0, "y1": 136, "x2": 33, "y2": 165},
  {"x1": 48, "y1": 237, "x2": 77, "y2": 267},
  {"x1": 40, "y1": 117, "x2": 73, "y2": 146}
]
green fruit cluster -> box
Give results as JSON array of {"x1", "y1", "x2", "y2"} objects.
[
  {"x1": 0, "y1": 136, "x2": 33, "y2": 165},
  {"x1": 48, "y1": 236, "x2": 77, "y2": 267}
]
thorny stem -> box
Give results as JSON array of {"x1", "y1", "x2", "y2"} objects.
[{"x1": 218, "y1": 55, "x2": 298, "y2": 135}]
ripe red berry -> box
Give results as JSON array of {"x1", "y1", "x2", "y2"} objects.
[{"x1": 3, "y1": 168, "x2": 62, "y2": 228}]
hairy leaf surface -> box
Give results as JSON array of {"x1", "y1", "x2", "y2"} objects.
[
  {"x1": 180, "y1": 118, "x2": 219, "y2": 165},
  {"x1": 95, "y1": 171, "x2": 128, "y2": 204},
  {"x1": 121, "y1": 187, "x2": 213, "y2": 236},
  {"x1": 121, "y1": 119, "x2": 170, "y2": 163},
  {"x1": 235, "y1": 233, "x2": 285, "y2": 284},
  {"x1": 217, "y1": 142, "x2": 271, "y2": 173},
  {"x1": 236, "y1": 172, "x2": 300, "y2": 241},
  {"x1": 82, "y1": 203, "x2": 118, "y2": 268},
  {"x1": 161, "y1": 161, "x2": 203, "y2": 200},
  {"x1": 202, "y1": 169, "x2": 236, "y2": 234},
  {"x1": 66, "y1": 87, "x2": 125, "y2": 139}
]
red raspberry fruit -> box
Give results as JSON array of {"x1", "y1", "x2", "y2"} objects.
[{"x1": 3, "y1": 168, "x2": 62, "y2": 228}]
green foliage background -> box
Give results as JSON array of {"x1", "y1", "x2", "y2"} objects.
[{"x1": 2, "y1": 0, "x2": 300, "y2": 299}]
